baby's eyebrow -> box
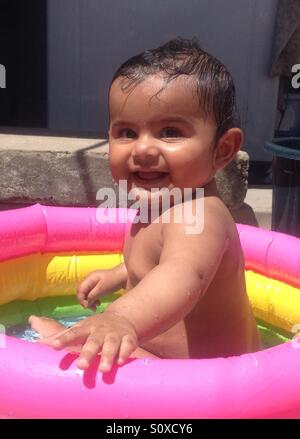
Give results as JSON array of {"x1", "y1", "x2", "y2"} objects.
[
  {"x1": 151, "y1": 116, "x2": 191, "y2": 125},
  {"x1": 110, "y1": 120, "x2": 136, "y2": 127},
  {"x1": 112, "y1": 116, "x2": 190, "y2": 126},
  {"x1": 110, "y1": 116, "x2": 193, "y2": 128}
]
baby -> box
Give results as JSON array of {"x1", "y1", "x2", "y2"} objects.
[{"x1": 29, "y1": 38, "x2": 260, "y2": 372}]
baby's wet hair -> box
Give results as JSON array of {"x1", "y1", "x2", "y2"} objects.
[{"x1": 111, "y1": 37, "x2": 240, "y2": 143}]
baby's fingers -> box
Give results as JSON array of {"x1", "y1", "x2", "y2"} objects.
[
  {"x1": 87, "y1": 283, "x2": 104, "y2": 304},
  {"x1": 77, "y1": 277, "x2": 98, "y2": 307},
  {"x1": 99, "y1": 333, "x2": 122, "y2": 373},
  {"x1": 86, "y1": 285, "x2": 102, "y2": 310},
  {"x1": 88, "y1": 300, "x2": 100, "y2": 312},
  {"x1": 76, "y1": 336, "x2": 103, "y2": 370},
  {"x1": 117, "y1": 334, "x2": 138, "y2": 366}
]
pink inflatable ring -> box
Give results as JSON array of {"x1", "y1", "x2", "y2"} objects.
[{"x1": 0, "y1": 204, "x2": 300, "y2": 419}]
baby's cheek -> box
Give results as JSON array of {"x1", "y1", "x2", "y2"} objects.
[{"x1": 109, "y1": 157, "x2": 127, "y2": 180}]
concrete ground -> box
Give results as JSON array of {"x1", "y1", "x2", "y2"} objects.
[
  {"x1": 245, "y1": 187, "x2": 272, "y2": 229},
  {"x1": 228, "y1": 187, "x2": 272, "y2": 230}
]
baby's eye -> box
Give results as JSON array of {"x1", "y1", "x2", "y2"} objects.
[
  {"x1": 119, "y1": 128, "x2": 137, "y2": 139},
  {"x1": 160, "y1": 127, "x2": 182, "y2": 138}
]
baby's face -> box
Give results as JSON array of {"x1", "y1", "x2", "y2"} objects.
[{"x1": 108, "y1": 74, "x2": 218, "y2": 196}]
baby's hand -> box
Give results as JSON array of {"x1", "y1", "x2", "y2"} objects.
[
  {"x1": 77, "y1": 270, "x2": 118, "y2": 311},
  {"x1": 43, "y1": 312, "x2": 138, "y2": 373}
]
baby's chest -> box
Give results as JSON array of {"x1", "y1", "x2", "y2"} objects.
[{"x1": 123, "y1": 223, "x2": 162, "y2": 285}]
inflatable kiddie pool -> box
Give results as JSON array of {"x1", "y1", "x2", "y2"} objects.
[{"x1": 0, "y1": 204, "x2": 300, "y2": 419}]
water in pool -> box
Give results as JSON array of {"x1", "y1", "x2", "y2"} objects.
[{"x1": 7, "y1": 316, "x2": 86, "y2": 342}]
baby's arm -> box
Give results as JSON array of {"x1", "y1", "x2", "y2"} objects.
[
  {"x1": 43, "y1": 208, "x2": 230, "y2": 372},
  {"x1": 77, "y1": 262, "x2": 128, "y2": 310},
  {"x1": 107, "y1": 215, "x2": 229, "y2": 343}
]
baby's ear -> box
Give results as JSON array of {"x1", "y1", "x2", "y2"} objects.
[{"x1": 213, "y1": 128, "x2": 243, "y2": 171}]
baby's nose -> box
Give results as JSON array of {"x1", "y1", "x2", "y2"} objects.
[{"x1": 132, "y1": 139, "x2": 160, "y2": 165}]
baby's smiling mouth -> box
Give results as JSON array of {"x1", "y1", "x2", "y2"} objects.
[
  {"x1": 130, "y1": 171, "x2": 169, "y2": 190},
  {"x1": 134, "y1": 171, "x2": 168, "y2": 181}
]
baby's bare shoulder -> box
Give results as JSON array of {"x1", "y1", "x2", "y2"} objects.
[
  {"x1": 158, "y1": 197, "x2": 241, "y2": 293},
  {"x1": 203, "y1": 196, "x2": 242, "y2": 250},
  {"x1": 163, "y1": 196, "x2": 233, "y2": 239},
  {"x1": 203, "y1": 196, "x2": 244, "y2": 268},
  {"x1": 160, "y1": 197, "x2": 235, "y2": 261},
  {"x1": 204, "y1": 195, "x2": 235, "y2": 227}
]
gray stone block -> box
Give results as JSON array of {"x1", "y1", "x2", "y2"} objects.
[
  {"x1": 215, "y1": 151, "x2": 249, "y2": 210},
  {"x1": 0, "y1": 149, "x2": 114, "y2": 206}
]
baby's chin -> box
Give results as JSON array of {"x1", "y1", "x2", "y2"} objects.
[{"x1": 127, "y1": 184, "x2": 187, "y2": 218}]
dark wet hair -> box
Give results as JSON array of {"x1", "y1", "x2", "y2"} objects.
[{"x1": 110, "y1": 38, "x2": 239, "y2": 142}]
